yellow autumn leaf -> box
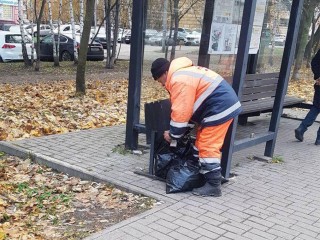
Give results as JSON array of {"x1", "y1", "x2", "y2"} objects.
[
  {"x1": 0, "y1": 198, "x2": 7, "y2": 207},
  {"x1": 30, "y1": 130, "x2": 42, "y2": 137},
  {"x1": 0, "y1": 230, "x2": 6, "y2": 240}
]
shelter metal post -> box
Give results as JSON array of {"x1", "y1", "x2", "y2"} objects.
[
  {"x1": 197, "y1": 0, "x2": 215, "y2": 67},
  {"x1": 265, "y1": 0, "x2": 304, "y2": 156},
  {"x1": 125, "y1": 0, "x2": 147, "y2": 149},
  {"x1": 221, "y1": 0, "x2": 257, "y2": 178}
]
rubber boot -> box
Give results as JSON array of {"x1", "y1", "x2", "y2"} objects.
[
  {"x1": 294, "y1": 126, "x2": 306, "y2": 142},
  {"x1": 192, "y1": 170, "x2": 222, "y2": 197}
]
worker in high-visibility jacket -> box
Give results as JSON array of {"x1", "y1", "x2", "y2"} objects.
[{"x1": 151, "y1": 57, "x2": 242, "y2": 197}]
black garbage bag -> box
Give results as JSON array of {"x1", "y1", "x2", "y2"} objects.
[
  {"x1": 154, "y1": 136, "x2": 192, "y2": 179},
  {"x1": 166, "y1": 162, "x2": 205, "y2": 194},
  {"x1": 155, "y1": 152, "x2": 183, "y2": 179}
]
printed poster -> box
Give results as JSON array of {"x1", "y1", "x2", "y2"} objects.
[{"x1": 208, "y1": 0, "x2": 267, "y2": 55}]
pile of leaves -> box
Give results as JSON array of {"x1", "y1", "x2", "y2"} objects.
[
  {"x1": 287, "y1": 79, "x2": 315, "y2": 103},
  {"x1": 0, "y1": 78, "x2": 167, "y2": 141},
  {"x1": 0, "y1": 153, "x2": 157, "y2": 240}
]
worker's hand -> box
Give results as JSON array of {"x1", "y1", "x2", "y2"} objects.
[
  {"x1": 163, "y1": 131, "x2": 172, "y2": 143},
  {"x1": 316, "y1": 78, "x2": 320, "y2": 85}
]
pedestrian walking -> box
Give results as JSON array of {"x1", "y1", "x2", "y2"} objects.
[
  {"x1": 295, "y1": 48, "x2": 320, "y2": 145},
  {"x1": 150, "y1": 57, "x2": 242, "y2": 197}
]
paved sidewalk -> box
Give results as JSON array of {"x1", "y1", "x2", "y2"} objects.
[{"x1": 1, "y1": 109, "x2": 320, "y2": 240}]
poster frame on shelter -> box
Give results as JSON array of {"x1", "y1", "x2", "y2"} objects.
[{"x1": 208, "y1": 0, "x2": 267, "y2": 55}]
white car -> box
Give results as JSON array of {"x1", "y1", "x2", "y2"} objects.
[
  {"x1": 54, "y1": 24, "x2": 81, "y2": 35},
  {"x1": 184, "y1": 30, "x2": 201, "y2": 46},
  {"x1": 9, "y1": 25, "x2": 32, "y2": 36},
  {"x1": 0, "y1": 31, "x2": 34, "y2": 62},
  {"x1": 25, "y1": 24, "x2": 53, "y2": 36}
]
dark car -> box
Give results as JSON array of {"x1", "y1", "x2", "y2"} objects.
[
  {"x1": 124, "y1": 32, "x2": 131, "y2": 44},
  {"x1": 37, "y1": 34, "x2": 104, "y2": 61},
  {"x1": 91, "y1": 35, "x2": 111, "y2": 49},
  {"x1": 0, "y1": 20, "x2": 16, "y2": 31}
]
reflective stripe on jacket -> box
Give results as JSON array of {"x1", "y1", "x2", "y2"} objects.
[{"x1": 165, "y1": 57, "x2": 242, "y2": 139}]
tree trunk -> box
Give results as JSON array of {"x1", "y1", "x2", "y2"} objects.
[
  {"x1": 30, "y1": 0, "x2": 35, "y2": 63},
  {"x1": 18, "y1": 0, "x2": 32, "y2": 66},
  {"x1": 69, "y1": 0, "x2": 78, "y2": 64},
  {"x1": 305, "y1": 14, "x2": 316, "y2": 68},
  {"x1": 79, "y1": 0, "x2": 84, "y2": 36},
  {"x1": 170, "y1": 0, "x2": 179, "y2": 61},
  {"x1": 126, "y1": 0, "x2": 132, "y2": 29},
  {"x1": 57, "y1": 0, "x2": 62, "y2": 61},
  {"x1": 34, "y1": 0, "x2": 46, "y2": 72},
  {"x1": 110, "y1": 0, "x2": 120, "y2": 67},
  {"x1": 305, "y1": 12, "x2": 320, "y2": 60},
  {"x1": 162, "y1": 0, "x2": 168, "y2": 53},
  {"x1": 48, "y1": 0, "x2": 59, "y2": 66},
  {"x1": 256, "y1": 0, "x2": 271, "y2": 71},
  {"x1": 292, "y1": 1, "x2": 315, "y2": 80},
  {"x1": 165, "y1": 0, "x2": 174, "y2": 59},
  {"x1": 104, "y1": 0, "x2": 111, "y2": 68},
  {"x1": 268, "y1": 0, "x2": 279, "y2": 67},
  {"x1": 76, "y1": 0, "x2": 95, "y2": 95}
]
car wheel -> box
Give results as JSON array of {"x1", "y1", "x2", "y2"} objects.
[
  {"x1": 61, "y1": 51, "x2": 72, "y2": 61},
  {"x1": 0, "y1": 55, "x2": 3, "y2": 63}
]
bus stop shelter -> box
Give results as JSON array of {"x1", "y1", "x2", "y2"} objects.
[{"x1": 125, "y1": 0, "x2": 304, "y2": 178}]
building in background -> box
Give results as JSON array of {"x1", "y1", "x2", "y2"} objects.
[{"x1": 0, "y1": 0, "x2": 18, "y2": 24}]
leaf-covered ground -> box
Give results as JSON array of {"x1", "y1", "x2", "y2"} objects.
[
  {"x1": 0, "y1": 77, "x2": 167, "y2": 141},
  {"x1": 0, "y1": 153, "x2": 157, "y2": 240}
]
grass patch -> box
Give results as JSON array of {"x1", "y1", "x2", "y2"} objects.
[
  {"x1": 111, "y1": 144, "x2": 131, "y2": 155},
  {"x1": 271, "y1": 155, "x2": 284, "y2": 163}
]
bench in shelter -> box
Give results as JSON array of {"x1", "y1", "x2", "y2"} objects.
[{"x1": 225, "y1": 72, "x2": 307, "y2": 125}]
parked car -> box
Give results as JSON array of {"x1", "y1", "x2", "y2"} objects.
[
  {"x1": 0, "y1": 20, "x2": 16, "y2": 31},
  {"x1": 92, "y1": 35, "x2": 108, "y2": 49},
  {"x1": 37, "y1": 34, "x2": 104, "y2": 61},
  {"x1": 148, "y1": 31, "x2": 187, "y2": 46},
  {"x1": 0, "y1": 23, "x2": 15, "y2": 31},
  {"x1": 166, "y1": 31, "x2": 187, "y2": 46},
  {"x1": 24, "y1": 24, "x2": 53, "y2": 37},
  {"x1": 90, "y1": 27, "x2": 110, "y2": 49},
  {"x1": 144, "y1": 29, "x2": 158, "y2": 44},
  {"x1": 9, "y1": 25, "x2": 30, "y2": 34},
  {"x1": 124, "y1": 30, "x2": 131, "y2": 44},
  {"x1": 184, "y1": 30, "x2": 201, "y2": 46},
  {"x1": 54, "y1": 24, "x2": 81, "y2": 35},
  {"x1": 0, "y1": 31, "x2": 34, "y2": 62},
  {"x1": 148, "y1": 32, "x2": 165, "y2": 46},
  {"x1": 117, "y1": 29, "x2": 130, "y2": 43}
]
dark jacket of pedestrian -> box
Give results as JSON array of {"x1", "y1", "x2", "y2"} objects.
[{"x1": 311, "y1": 49, "x2": 320, "y2": 108}]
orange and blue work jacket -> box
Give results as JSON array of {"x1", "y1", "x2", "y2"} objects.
[{"x1": 165, "y1": 57, "x2": 242, "y2": 139}]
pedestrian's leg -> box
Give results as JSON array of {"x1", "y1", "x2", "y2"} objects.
[
  {"x1": 192, "y1": 119, "x2": 233, "y2": 197},
  {"x1": 316, "y1": 126, "x2": 320, "y2": 145},
  {"x1": 295, "y1": 106, "x2": 319, "y2": 141}
]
